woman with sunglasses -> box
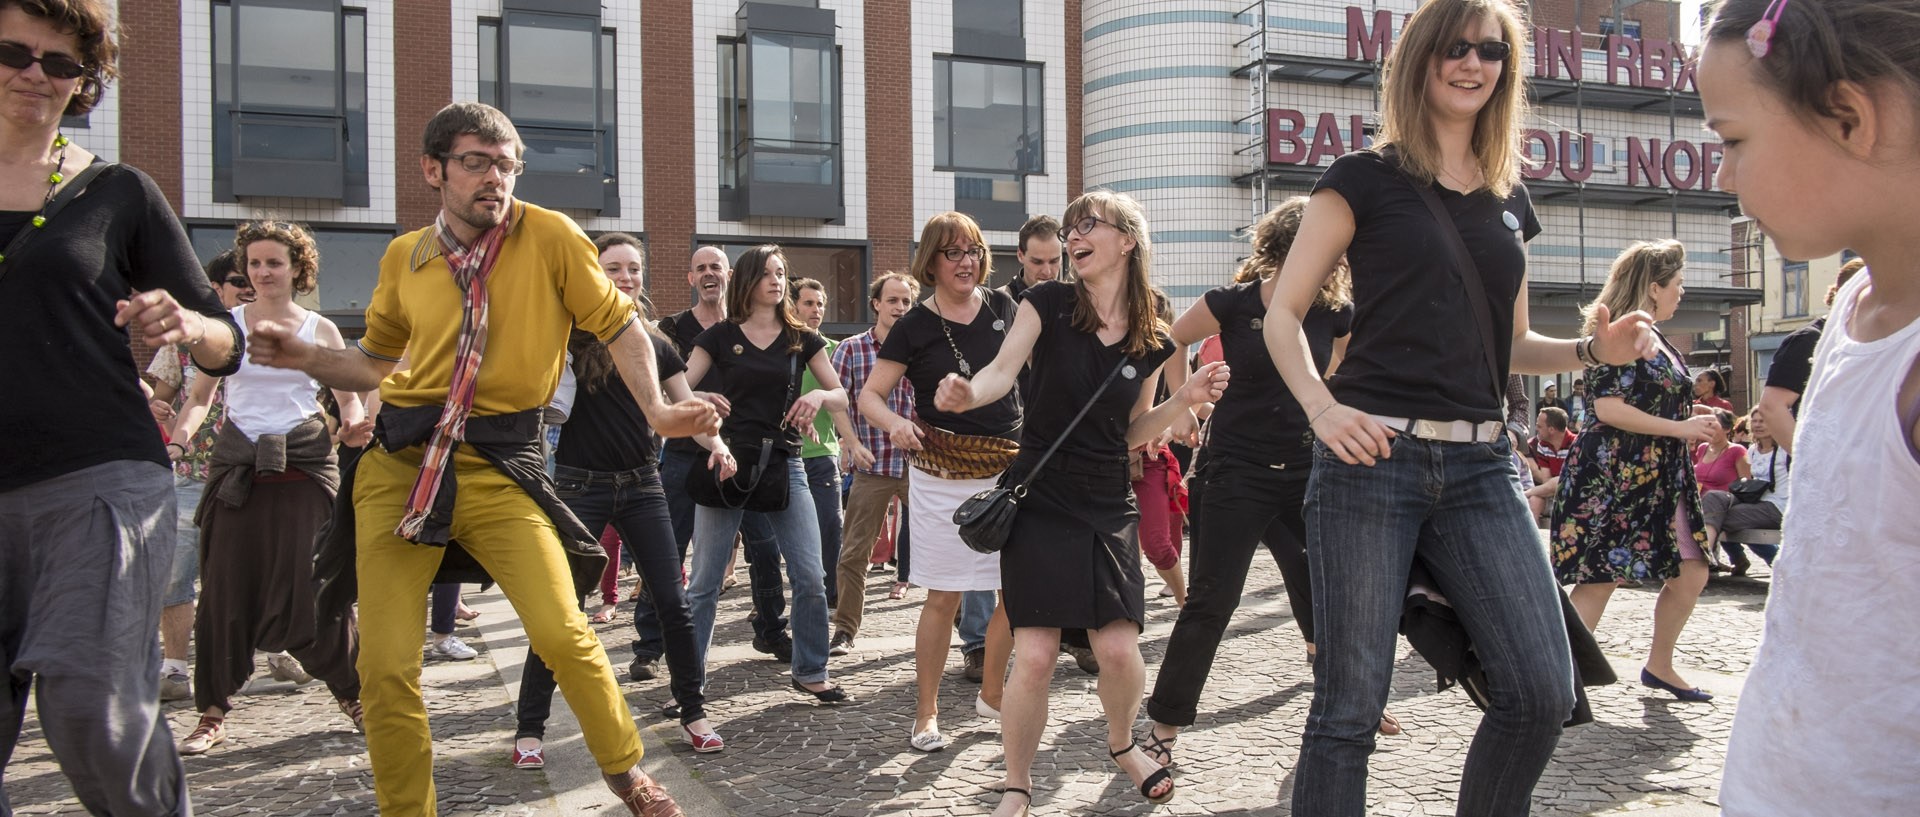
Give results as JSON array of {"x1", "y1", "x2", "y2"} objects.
[
  {"x1": 1, "y1": 2, "x2": 243, "y2": 809},
  {"x1": 681, "y1": 244, "x2": 852, "y2": 703},
  {"x1": 165, "y1": 220, "x2": 367, "y2": 755},
  {"x1": 858, "y1": 212, "x2": 1019, "y2": 752},
  {"x1": 936, "y1": 191, "x2": 1229, "y2": 816},
  {"x1": 1258, "y1": 1, "x2": 1658, "y2": 814}
]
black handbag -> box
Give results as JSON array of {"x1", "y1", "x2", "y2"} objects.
[
  {"x1": 954, "y1": 356, "x2": 1131, "y2": 554},
  {"x1": 686, "y1": 352, "x2": 796, "y2": 512},
  {"x1": 1728, "y1": 447, "x2": 1786, "y2": 504}
]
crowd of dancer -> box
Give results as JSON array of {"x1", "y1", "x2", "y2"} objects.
[{"x1": 5, "y1": 0, "x2": 1919, "y2": 816}]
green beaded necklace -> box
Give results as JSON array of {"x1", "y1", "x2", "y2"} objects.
[{"x1": 0, "y1": 133, "x2": 68, "y2": 265}]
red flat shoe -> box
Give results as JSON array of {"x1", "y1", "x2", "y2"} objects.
[
  {"x1": 512, "y1": 744, "x2": 545, "y2": 769},
  {"x1": 683, "y1": 724, "x2": 724, "y2": 753}
]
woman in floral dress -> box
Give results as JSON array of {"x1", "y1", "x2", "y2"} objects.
[{"x1": 1552, "y1": 240, "x2": 1721, "y2": 703}]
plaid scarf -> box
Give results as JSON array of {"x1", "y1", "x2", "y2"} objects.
[{"x1": 395, "y1": 209, "x2": 511, "y2": 540}]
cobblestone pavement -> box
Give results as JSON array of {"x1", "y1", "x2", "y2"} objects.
[{"x1": 6, "y1": 554, "x2": 1770, "y2": 816}]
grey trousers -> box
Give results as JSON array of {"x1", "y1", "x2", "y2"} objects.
[{"x1": 1, "y1": 460, "x2": 189, "y2": 817}]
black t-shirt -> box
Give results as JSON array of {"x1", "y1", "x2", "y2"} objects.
[
  {"x1": 691, "y1": 321, "x2": 827, "y2": 454},
  {"x1": 1313, "y1": 150, "x2": 1541, "y2": 423},
  {"x1": 1202, "y1": 282, "x2": 1351, "y2": 456},
  {"x1": 1765, "y1": 317, "x2": 1823, "y2": 397},
  {"x1": 878, "y1": 287, "x2": 1022, "y2": 438},
  {"x1": 1, "y1": 164, "x2": 242, "y2": 492},
  {"x1": 556, "y1": 335, "x2": 685, "y2": 471},
  {"x1": 1021, "y1": 281, "x2": 1175, "y2": 460},
  {"x1": 660, "y1": 309, "x2": 720, "y2": 455}
]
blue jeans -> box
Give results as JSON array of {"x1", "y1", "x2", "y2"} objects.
[
  {"x1": 162, "y1": 475, "x2": 203, "y2": 607},
  {"x1": 686, "y1": 457, "x2": 831, "y2": 684},
  {"x1": 803, "y1": 455, "x2": 842, "y2": 606},
  {"x1": 958, "y1": 589, "x2": 994, "y2": 654},
  {"x1": 1296, "y1": 435, "x2": 1574, "y2": 817},
  {"x1": 642, "y1": 447, "x2": 787, "y2": 661}
]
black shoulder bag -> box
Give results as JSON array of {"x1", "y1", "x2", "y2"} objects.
[
  {"x1": 1386, "y1": 148, "x2": 1507, "y2": 410},
  {"x1": 686, "y1": 351, "x2": 797, "y2": 512},
  {"x1": 1729, "y1": 447, "x2": 1787, "y2": 504},
  {"x1": 954, "y1": 355, "x2": 1130, "y2": 554}
]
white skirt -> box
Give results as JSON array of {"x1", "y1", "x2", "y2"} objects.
[{"x1": 906, "y1": 469, "x2": 1004, "y2": 592}]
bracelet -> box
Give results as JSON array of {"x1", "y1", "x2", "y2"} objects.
[
  {"x1": 1309, "y1": 403, "x2": 1338, "y2": 426},
  {"x1": 165, "y1": 442, "x2": 186, "y2": 453},
  {"x1": 1574, "y1": 336, "x2": 1596, "y2": 366}
]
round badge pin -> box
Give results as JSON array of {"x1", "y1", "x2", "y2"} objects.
[
  {"x1": 1122, "y1": 364, "x2": 1138, "y2": 380},
  {"x1": 993, "y1": 319, "x2": 1006, "y2": 331},
  {"x1": 731, "y1": 344, "x2": 744, "y2": 355},
  {"x1": 1250, "y1": 317, "x2": 1264, "y2": 331},
  {"x1": 1502, "y1": 211, "x2": 1520, "y2": 231}
]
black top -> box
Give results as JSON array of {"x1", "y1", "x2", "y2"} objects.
[
  {"x1": 1202, "y1": 281, "x2": 1352, "y2": 456},
  {"x1": 0, "y1": 164, "x2": 242, "y2": 493},
  {"x1": 1313, "y1": 150, "x2": 1541, "y2": 423},
  {"x1": 878, "y1": 287, "x2": 1022, "y2": 438},
  {"x1": 691, "y1": 321, "x2": 827, "y2": 454},
  {"x1": 556, "y1": 335, "x2": 686, "y2": 471},
  {"x1": 659, "y1": 309, "x2": 720, "y2": 455},
  {"x1": 1764, "y1": 317, "x2": 1823, "y2": 398},
  {"x1": 1000, "y1": 275, "x2": 1033, "y2": 303},
  {"x1": 1020, "y1": 281, "x2": 1175, "y2": 460}
]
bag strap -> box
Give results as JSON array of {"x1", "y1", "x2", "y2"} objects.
[
  {"x1": 1005, "y1": 355, "x2": 1131, "y2": 494},
  {"x1": 0, "y1": 159, "x2": 111, "y2": 280},
  {"x1": 1383, "y1": 148, "x2": 1505, "y2": 407}
]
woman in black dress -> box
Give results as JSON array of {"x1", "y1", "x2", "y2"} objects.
[
  {"x1": 936, "y1": 190, "x2": 1229, "y2": 816},
  {"x1": 1145, "y1": 196, "x2": 1398, "y2": 768}
]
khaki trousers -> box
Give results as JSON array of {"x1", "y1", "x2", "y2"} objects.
[{"x1": 831, "y1": 471, "x2": 908, "y2": 638}]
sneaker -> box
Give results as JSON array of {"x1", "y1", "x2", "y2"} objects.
[
  {"x1": 829, "y1": 631, "x2": 853, "y2": 657},
  {"x1": 1065, "y1": 644, "x2": 1100, "y2": 676},
  {"x1": 751, "y1": 635, "x2": 793, "y2": 663},
  {"x1": 178, "y1": 715, "x2": 225, "y2": 755},
  {"x1": 337, "y1": 698, "x2": 365, "y2": 732},
  {"x1": 512, "y1": 742, "x2": 546, "y2": 769},
  {"x1": 426, "y1": 635, "x2": 479, "y2": 661},
  {"x1": 266, "y1": 652, "x2": 314, "y2": 685},
  {"x1": 963, "y1": 647, "x2": 985, "y2": 683},
  {"x1": 628, "y1": 655, "x2": 658, "y2": 682},
  {"x1": 160, "y1": 667, "x2": 192, "y2": 702},
  {"x1": 683, "y1": 724, "x2": 724, "y2": 753}
]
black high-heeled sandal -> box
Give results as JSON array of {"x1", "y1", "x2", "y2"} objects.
[
  {"x1": 1140, "y1": 730, "x2": 1176, "y2": 767},
  {"x1": 999, "y1": 786, "x2": 1031, "y2": 817},
  {"x1": 790, "y1": 678, "x2": 853, "y2": 704},
  {"x1": 1110, "y1": 743, "x2": 1175, "y2": 804}
]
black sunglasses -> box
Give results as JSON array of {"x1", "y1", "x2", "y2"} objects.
[
  {"x1": 223, "y1": 276, "x2": 253, "y2": 288},
  {"x1": 0, "y1": 42, "x2": 86, "y2": 80},
  {"x1": 1443, "y1": 40, "x2": 1512, "y2": 62}
]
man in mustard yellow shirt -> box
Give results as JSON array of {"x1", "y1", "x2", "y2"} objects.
[{"x1": 247, "y1": 102, "x2": 714, "y2": 817}]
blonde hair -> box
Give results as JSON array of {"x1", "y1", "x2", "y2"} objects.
[
  {"x1": 1375, "y1": 0, "x2": 1531, "y2": 197},
  {"x1": 908, "y1": 212, "x2": 993, "y2": 290},
  {"x1": 1581, "y1": 239, "x2": 1687, "y2": 335},
  {"x1": 1061, "y1": 190, "x2": 1168, "y2": 359},
  {"x1": 1233, "y1": 196, "x2": 1353, "y2": 310}
]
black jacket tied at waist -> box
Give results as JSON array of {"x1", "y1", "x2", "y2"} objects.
[
  {"x1": 312, "y1": 405, "x2": 607, "y2": 628},
  {"x1": 200, "y1": 415, "x2": 339, "y2": 526}
]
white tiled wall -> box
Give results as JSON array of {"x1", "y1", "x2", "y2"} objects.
[
  {"x1": 693, "y1": 0, "x2": 869, "y2": 243},
  {"x1": 179, "y1": 2, "x2": 397, "y2": 225},
  {"x1": 66, "y1": 0, "x2": 118, "y2": 162}
]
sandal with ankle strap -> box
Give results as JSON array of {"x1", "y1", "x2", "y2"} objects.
[
  {"x1": 1141, "y1": 730, "x2": 1176, "y2": 767},
  {"x1": 1110, "y1": 742, "x2": 1176, "y2": 805},
  {"x1": 999, "y1": 786, "x2": 1031, "y2": 817}
]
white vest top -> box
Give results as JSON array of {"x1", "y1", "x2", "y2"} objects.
[
  {"x1": 1720, "y1": 272, "x2": 1920, "y2": 816},
  {"x1": 223, "y1": 304, "x2": 322, "y2": 439}
]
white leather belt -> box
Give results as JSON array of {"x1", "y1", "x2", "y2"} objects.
[{"x1": 1369, "y1": 415, "x2": 1505, "y2": 444}]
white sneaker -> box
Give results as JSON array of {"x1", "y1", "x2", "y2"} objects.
[
  {"x1": 266, "y1": 652, "x2": 314, "y2": 685},
  {"x1": 159, "y1": 667, "x2": 192, "y2": 701},
  {"x1": 426, "y1": 635, "x2": 479, "y2": 661}
]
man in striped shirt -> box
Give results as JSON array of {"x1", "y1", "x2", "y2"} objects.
[{"x1": 829, "y1": 273, "x2": 920, "y2": 654}]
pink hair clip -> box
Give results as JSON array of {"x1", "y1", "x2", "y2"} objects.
[{"x1": 1747, "y1": 0, "x2": 1792, "y2": 58}]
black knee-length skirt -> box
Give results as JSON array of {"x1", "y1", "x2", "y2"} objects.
[{"x1": 999, "y1": 450, "x2": 1145, "y2": 643}]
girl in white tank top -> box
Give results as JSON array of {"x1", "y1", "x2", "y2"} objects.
[{"x1": 223, "y1": 303, "x2": 322, "y2": 438}]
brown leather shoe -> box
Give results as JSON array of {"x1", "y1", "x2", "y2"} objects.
[{"x1": 605, "y1": 770, "x2": 684, "y2": 817}]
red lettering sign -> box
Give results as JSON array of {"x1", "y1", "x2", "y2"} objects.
[
  {"x1": 1664, "y1": 140, "x2": 1702, "y2": 190},
  {"x1": 1267, "y1": 109, "x2": 1307, "y2": 164},
  {"x1": 1558, "y1": 131, "x2": 1595, "y2": 182},
  {"x1": 1522, "y1": 129, "x2": 1555, "y2": 180},
  {"x1": 1346, "y1": 7, "x2": 1393, "y2": 62}
]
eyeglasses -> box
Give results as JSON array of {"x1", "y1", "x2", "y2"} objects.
[
  {"x1": 0, "y1": 42, "x2": 87, "y2": 80},
  {"x1": 1442, "y1": 40, "x2": 1512, "y2": 62},
  {"x1": 1747, "y1": 0, "x2": 1792, "y2": 58},
  {"x1": 939, "y1": 246, "x2": 985, "y2": 263},
  {"x1": 439, "y1": 151, "x2": 526, "y2": 177},
  {"x1": 1057, "y1": 215, "x2": 1119, "y2": 242},
  {"x1": 223, "y1": 276, "x2": 252, "y2": 288}
]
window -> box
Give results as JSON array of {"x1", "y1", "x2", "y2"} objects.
[
  {"x1": 716, "y1": 3, "x2": 844, "y2": 222},
  {"x1": 189, "y1": 224, "x2": 395, "y2": 330},
  {"x1": 707, "y1": 240, "x2": 868, "y2": 334},
  {"x1": 954, "y1": 0, "x2": 1023, "y2": 60},
  {"x1": 212, "y1": 1, "x2": 367, "y2": 203},
  {"x1": 1782, "y1": 260, "x2": 1809, "y2": 318},
  {"x1": 936, "y1": 57, "x2": 1043, "y2": 231},
  {"x1": 1598, "y1": 17, "x2": 1642, "y2": 38},
  {"x1": 477, "y1": 2, "x2": 618, "y2": 213}
]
